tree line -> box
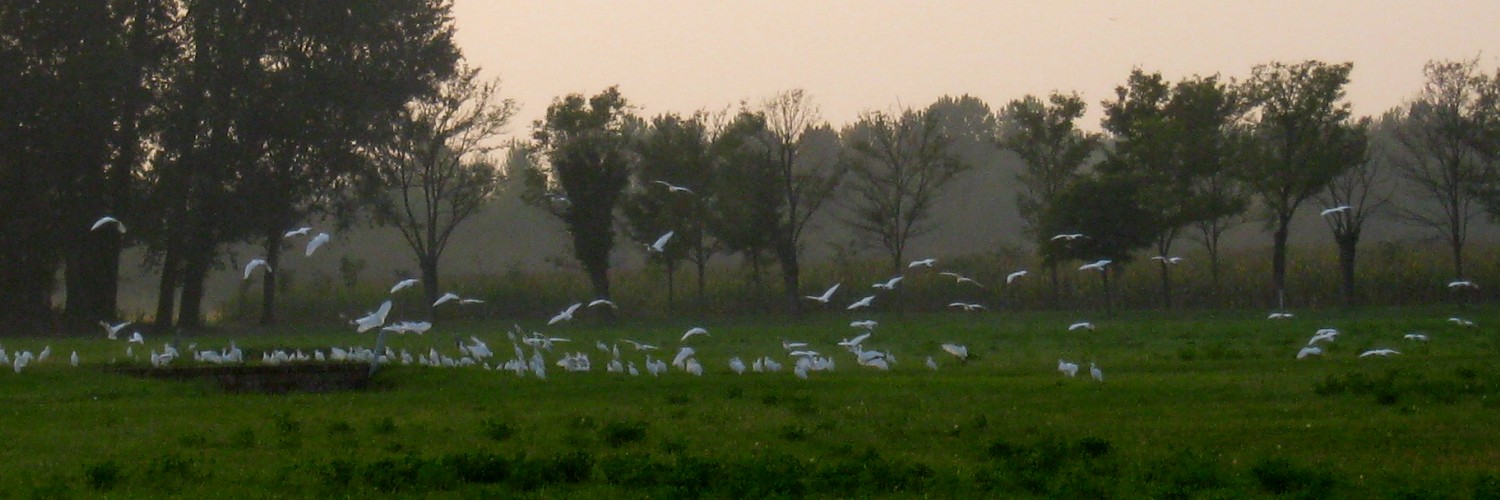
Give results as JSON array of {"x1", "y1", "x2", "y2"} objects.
[{"x1": 5, "y1": 2, "x2": 1500, "y2": 334}]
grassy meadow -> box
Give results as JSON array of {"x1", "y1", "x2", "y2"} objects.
[{"x1": 2, "y1": 307, "x2": 1499, "y2": 498}]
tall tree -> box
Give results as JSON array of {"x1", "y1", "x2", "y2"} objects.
[
  {"x1": 526, "y1": 87, "x2": 636, "y2": 305},
  {"x1": 996, "y1": 92, "x2": 1101, "y2": 304},
  {"x1": 1387, "y1": 59, "x2": 1492, "y2": 280},
  {"x1": 759, "y1": 89, "x2": 846, "y2": 314},
  {"x1": 622, "y1": 112, "x2": 716, "y2": 311},
  {"x1": 1315, "y1": 117, "x2": 1381, "y2": 307},
  {"x1": 705, "y1": 111, "x2": 782, "y2": 305},
  {"x1": 1239, "y1": 60, "x2": 1363, "y2": 308},
  {"x1": 841, "y1": 106, "x2": 969, "y2": 274},
  {"x1": 1045, "y1": 173, "x2": 1160, "y2": 313},
  {"x1": 1099, "y1": 70, "x2": 1182, "y2": 307},
  {"x1": 369, "y1": 66, "x2": 515, "y2": 318}
]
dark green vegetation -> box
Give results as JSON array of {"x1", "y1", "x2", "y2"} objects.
[{"x1": 3, "y1": 309, "x2": 1498, "y2": 497}]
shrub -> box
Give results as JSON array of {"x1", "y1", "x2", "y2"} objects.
[
  {"x1": 600, "y1": 419, "x2": 648, "y2": 447},
  {"x1": 1251, "y1": 457, "x2": 1336, "y2": 497},
  {"x1": 479, "y1": 417, "x2": 515, "y2": 442},
  {"x1": 84, "y1": 460, "x2": 124, "y2": 491}
]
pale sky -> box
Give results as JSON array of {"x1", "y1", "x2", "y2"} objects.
[{"x1": 452, "y1": 1, "x2": 1500, "y2": 136}]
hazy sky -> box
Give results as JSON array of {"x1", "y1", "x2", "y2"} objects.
[{"x1": 453, "y1": 1, "x2": 1500, "y2": 136}]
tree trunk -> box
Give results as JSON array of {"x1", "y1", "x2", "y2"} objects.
[
  {"x1": 775, "y1": 238, "x2": 802, "y2": 315},
  {"x1": 259, "y1": 231, "x2": 282, "y2": 325},
  {"x1": 1337, "y1": 236, "x2": 1357, "y2": 308},
  {"x1": 665, "y1": 261, "x2": 676, "y2": 313},
  {"x1": 1157, "y1": 260, "x2": 1173, "y2": 309},
  {"x1": 420, "y1": 255, "x2": 440, "y2": 321},
  {"x1": 1450, "y1": 235, "x2": 1465, "y2": 279},
  {"x1": 1047, "y1": 261, "x2": 1060, "y2": 309},
  {"x1": 177, "y1": 227, "x2": 215, "y2": 331},
  {"x1": 1270, "y1": 216, "x2": 1291, "y2": 309},
  {"x1": 154, "y1": 242, "x2": 181, "y2": 330},
  {"x1": 585, "y1": 259, "x2": 614, "y2": 322},
  {"x1": 1100, "y1": 268, "x2": 1113, "y2": 316}
]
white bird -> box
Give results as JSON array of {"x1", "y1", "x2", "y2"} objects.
[
  {"x1": 728, "y1": 357, "x2": 746, "y2": 374},
  {"x1": 804, "y1": 283, "x2": 841, "y2": 303},
  {"x1": 1267, "y1": 312, "x2": 1294, "y2": 320},
  {"x1": 1308, "y1": 328, "x2": 1339, "y2": 345},
  {"x1": 100, "y1": 321, "x2": 131, "y2": 340},
  {"x1": 782, "y1": 340, "x2": 809, "y2": 350},
  {"x1": 1058, "y1": 359, "x2": 1079, "y2": 377},
  {"x1": 1150, "y1": 256, "x2": 1183, "y2": 265},
  {"x1": 672, "y1": 347, "x2": 696, "y2": 368},
  {"x1": 1404, "y1": 332, "x2": 1430, "y2": 342},
  {"x1": 849, "y1": 320, "x2": 878, "y2": 330},
  {"x1": 243, "y1": 259, "x2": 271, "y2": 280},
  {"x1": 1005, "y1": 270, "x2": 1028, "y2": 284},
  {"x1": 680, "y1": 327, "x2": 709, "y2": 342},
  {"x1": 587, "y1": 299, "x2": 617, "y2": 309},
  {"x1": 390, "y1": 279, "x2": 420, "y2": 294},
  {"x1": 1051, "y1": 233, "x2": 1085, "y2": 241},
  {"x1": 548, "y1": 303, "x2": 583, "y2": 325},
  {"x1": 1068, "y1": 321, "x2": 1095, "y2": 331},
  {"x1": 353, "y1": 300, "x2": 393, "y2": 333},
  {"x1": 458, "y1": 298, "x2": 485, "y2": 305},
  {"x1": 622, "y1": 339, "x2": 658, "y2": 351},
  {"x1": 1448, "y1": 317, "x2": 1476, "y2": 327},
  {"x1": 646, "y1": 231, "x2": 675, "y2": 253},
  {"x1": 651, "y1": 180, "x2": 694, "y2": 194},
  {"x1": 846, "y1": 295, "x2": 876, "y2": 310},
  {"x1": 71, "y1": 351, "x2": 79, "y2": 367},
  {"x1": 1447, "y1": 280, "x2": 1478, "y2": 290},
  {"x1": 940, "y1": 343, "x2": 968, "y2": 359},
  {"x1": 91, "y1": 216, "x2": 126, "y2": 233},
  {"x1": 283, "y1": 226, "x2": 312, "y2": 238},
  {"x1": 1296, "y1": 345, "x2": 1323, "y2": 359},
  {"x1": 1090, "y1": 362, "x2": 1104, "y2": 382},
  {"x1": 839, "y1": 332, "x2": 874, "y2": 349},
  {"x1": 907, "y1": 258, "x2": 937, "y2": 268},
  {"x1": 128, "y1": 331, "x2": 145, "y2": 344},
  {"x1": 433, "y1": 292, "x2": 462, "y2": 307},
  {"x1": 939, "y1": 272, "x2": 984, "y2": 287},
  {"x1": 1359, "y1": 348, "x2": 1401, "y2": 358},
  {"x1": 1078, "y1": 260, "x2": 1112, "y2": 272},
  {"x1": 305, "y1": 232, "x2": 331, "y2": 256},
  {"x1": 925, "y1": 356, "x2": 938, "y2": 370},
  {"x1": 948, "y1": 302, "x2": 986, "y2": 312},
  {"x1": 871, "y1": 275, "x2": 904, "y2": 290},
  {"x1": 1320, "y1": 205, "x2": 1352, "y2": 217}
]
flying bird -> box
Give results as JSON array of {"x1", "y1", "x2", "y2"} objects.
[
  {"x1": 646, "y1": 231, "x2": 675, "y2": 253},
  {"x1": 804, "y1": 283, "x2": 841, "y2": 303},
  {"x1": 243, "y1": 259, "x2": 271, "y2": 280},
  {"x1": 1068, "y1": 321, "x2": 1095, "y2": 331},
  {"x1": 1403, "y1": 332, "x2": 1430, "y2": 342},
  {"x1": 587, "y1": 299, "x2": 617, "y2": 309},
  {"x1": 940, "y1": 343, "x2": 968, "y2": 359},
  {"x1": 871, "y1": 275, "x2": 904, "y2": 290},
  {"x1": 1447, "y1": 280, "x2": 1478, "y2": 290},
  {"x1": 1078, "y1": 260, "x2": 1112, "y2": 272},
  {"x1": 99, "y1": 321, "x2": 131, "y2": 340},
  {"x1": 1267, "y1": 312, "x2": 1295, "y2": 320},
  {"x1": 907, "y1": 258, "x2": 937, "y2": 268},
  {"x1": 433, "y1": 292, "x2": 461, "y2": 307},
  {"x1": 849, "y1": 320, "x2": 878, "y2": 330},
  {"x1": 1320, "y1": 205, "x2": 1352, "y2": 217},
  {"x1": 548, "y1": 303, "x2": 583, "y2": 325},
  {"x1": 651, "y1": 180, "x2": 694, "y2": 194},
  {"x1": 948, "y1": 302, "x2": 986, "y2": 312},
  {"x1": 1005, "y1": 270, "x2": 1028, "y2": 284},
  {"x1": 939, "y1": 272, "x2": 984, "y2": 287},
  {"x1": 305, "y1": 232, "x2": 331, "y2": 256},
  {"x1": 1051, "y1": 233, "x2": 1085, "y2": 241},
  {"x1": 1150, "y1": 256, "x2": 1183, "y2": 265},
  {"x1": 283, "y1": 226, "x2": 312, "y2": 238},
  {"x1": 1448, "y1": 317, "x2": 1476, "y2": 327},
  {"x1": 1296, "y1": 345, "x2": 1323, "y2": 359},
  {"x1": 1359, "y1": 348, "x2": 1401, "y2": 358},
  {"x1": 680, "y1": 327, "x2": 709, "y2": 342},
  {"x1": 351, "y1": 300, "x2": 393, "y2": 333},
  {"x1": 91, "y1": 216, "x2": 126, "y2": 234},
  {"x1": 846, "y1": 295, "x2": 876, "y2": 310},
  {"x1": 390, "y1": 279, "x2": 420, "y2": 294}
]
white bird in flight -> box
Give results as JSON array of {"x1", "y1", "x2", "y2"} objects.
[
  {"x1": 1005, "y1": 270, "x2": 1028, "y2": 284},
  {"x1": 353, "y1": 300, "x2": 393, "y2": 333},
  {"x1": 1150, "y1": 256, "x2": 1183, "y2": 265},
  {"x1": 1296, "y1": 345, "x2": 1323, "y2": 359},
  {"x1": 1403, "y1": 332, "x2": 1430, "y2": 342},
  {"x1": 939, "y1": 272, "x2": 984, "y2": 287},
  {"x1": 651, "y1": 180, "x2": 694, "y2": 194},
  {"x1": 1051, "y1": 233, "x2": 1085, "y2": 241},
  {"x1": 846, "y1": 295, "x2": 875, "y2": 310},
  {"x1": 1447, "y1": 280, "x2": 1478, "y2": 290},
  {"x1": 305, "y1": 232, "x2": 331, "y2": 256},
  {"x1": 1448, "y1": 317, "x2": 1476, "y2": 327},
  {"x1": 940, "y1": 343, "x2": 968, "y2": 359},
  {"x1": 283, "y1": 226, "x2": 311, "y2": 238},
  {"x1": 850, "y1": 320, "x2": 878, "y2": 330},
  {"x1": 1267, "y1": 312, "x2": 1295, "y2": 320},
  {"x1": 243, "y1": 259, "x2": 271, "y2": 280},
  {"x1": 1320, "y1": 205, "x2": 1352, "y2": 217},
  {"x1": 680, "y1": 327, "x2": 709, "y2": 342},
  {"x1": 871, "y1": 275, "x2": 903, "y2": 290},
  {"x1": 804, "y1": 283, "x2": 841, "y2": 303},
  {"x1": 907, "y1": 258, "x2": 937, "y2": 268},
  {"x1": 433, "y1": 292, "x2": 461, "y2": 307},
  {"x1": 948, "y1": 302, "x2": 986, "y2": 312},
  {"x1": 99, "y1": 320, "x2": 131, "y2": 340},
  {"x1": 390, "y1": 279, "x2": 420, "y2": 294},
  {"x1": 1359, "y1": 348, "x2": 1401, "y2": 358},
  {"x1": 587, "y1": 299, "x2": 617, "y2": 309},
  {"x1": 1078, "y1": 260, "x2": 1112, "y2": 272},
  {"x1": 1068, "y1": 321, "x2": 1095, "y2": 331},
  {"x1": 646, "y1": 231, "x2": 674, "y2": 253},
  {"x1": 548, "y1": 303, "x2": 583, "y2": 325},
  {"x1": 91, "y1": 216, "x2": 126, "y2": 234}
]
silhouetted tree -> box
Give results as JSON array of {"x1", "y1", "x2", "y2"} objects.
[
  {"x1": 1315, "y1": 116, "x2": 1382, "y2": 307},
  {"x1": 622, "y1": 112, "x2": 717, "y2": 311},
  {"x1": 759, "y1": 89, "x2": 846, "y2": 314}
]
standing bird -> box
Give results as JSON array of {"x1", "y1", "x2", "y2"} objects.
[
  {"x1": 71, "y1": 351, "x2": 80, "y2": 367},
  {"x1": 1057, "y1": 359, "x2": 1079, "y2": 377},
  {"x1": 940, "y1": 343, "x2": 968, "y2": 359},
  {"x1": 728, "y1": 357, "x2": 746, "y2": 374},
  {"x1": 1090, "y1": 362, "x2": 1104, "y2": 382},
  {"x1": 91, "y1": 216, "x2": 126, "y2": 234}
]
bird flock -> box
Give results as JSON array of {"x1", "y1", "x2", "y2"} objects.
[{"x1": 9, "y1": 222, "x2": 1475, "y2": 380}]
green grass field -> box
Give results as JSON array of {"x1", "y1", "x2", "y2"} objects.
[{"x1": 3, "y1": 307, "x2": 1499, "y2": 498}]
